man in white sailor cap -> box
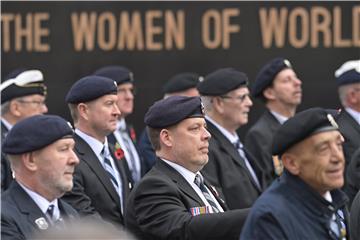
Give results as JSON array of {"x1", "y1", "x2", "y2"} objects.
[{"x1": 1, "y1": 69, "x2": 48, "y2": 191}]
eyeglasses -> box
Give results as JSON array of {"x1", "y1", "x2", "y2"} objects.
[
  {"x1": 220, "y1": 93, "x2": 250, "y2": 102},
  {"x1": 17, "y1": 99, "x2": 46, "y2": 107}
]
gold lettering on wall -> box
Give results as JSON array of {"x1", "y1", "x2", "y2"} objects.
[
  {"x1": 117, "y1": 11, "x2": 144, "y2": 50},
  {"x1": 97, "y1": 12, "x2": 116, "y2": 50},
  {"x1": 146, "y1": 10, "x2": 163, "y2": 50},
  {"x1": 311, "y1": 7, "x2": 331, "y2": 48},
  {"x1": 288, "y1": 7, "x2": 309, "y2": 48},
  {"x1": 71, "y1": 12, "x2": 97, "y2": 51},
  {"x1": 354, "y1": 6, "x2": 360, "y2": 47},
  {"x1": 165, "y1": 10, "x2": 185, "y2": 50},
  {"x1": 1, "y1": 14, "x2": 14, "y2": 52},
  {"x1": 259, "y1": 7, "x2": 288, "y2": 48}
]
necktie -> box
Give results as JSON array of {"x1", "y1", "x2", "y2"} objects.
[
  {"x1": 120, "y1": 128, "x2": 140, "y2": 182},
  {"x1": 329, "y1": 209, "x2": 347, "y2": 240},
  {"x1": 234, "y1": 140, "x2": 261, "y2": 189},
  {"x1": 101, "y1": 146, "x2": 119, "y2": 189},
  {"x1": 194, "y1": 174, "x2": 220, "y2": 213},
  {"x1": 46, "y1": 204, "x2": 55, "y2": 222}
]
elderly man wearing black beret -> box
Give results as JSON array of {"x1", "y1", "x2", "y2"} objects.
[
  {"x1": 197, "y1": 68, "x2": 264, "y2": 210},
  {"x1": 125, "y1": 96, "x2": 249, "y2": 240},
  {"x1": 241, "y1": 108, "x2": 349, "y2": 240},
  {"x1": 0, "y1": 69, "x2": 48, "y2": 191},
  {"x1": 61, "y1": 76, "x2": 131, "y2": 229},
  {"x1": 245, "y1": 57, "x2": 302, "y2": 188},
  {"x1": 1, "y1": 115, "x2": 79, "y2": 240}
]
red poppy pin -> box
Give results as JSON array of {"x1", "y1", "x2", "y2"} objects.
[
  {"x1": 114, "y1": 142, "x2": 125, "y2": 160},
  {"x1": 130, "y1": 127, "x2": 136, "y2": 143}
]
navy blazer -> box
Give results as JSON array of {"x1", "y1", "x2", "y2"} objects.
[{"x1": 1, "y1": 181, "x2": 78, "y2": 240}]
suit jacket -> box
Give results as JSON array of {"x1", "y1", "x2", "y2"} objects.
[
  {"x1": 245, "y1": 109, "x2": 281, "y2": 187},
  {"x1": 345, "y1": 147, "x2": 360, "y2": 207},
  {"x1": 1, "y1": 181, "x2": 78, "y2": 240},
  {"x1": 201, "y1": 120, "x2": 263, "y2": 210},
  {"x1": 337, "y1": 110, "x2": 360, "y2": 167},
  {"x1": 61, "y1": 133, "x2": 131, "y2": 228},
  {"x1": 108, "y1": 121, "x2": 146, "y2": 184},
  {"x1": 1, "y1": 121, "x2": 13, "y2": 192},
  {"x1": 125, "y1": 159, "x2": 249, "y2": 240},
  {"x1": 350, "y1": 190, "x2": 360, "y2": 240}
]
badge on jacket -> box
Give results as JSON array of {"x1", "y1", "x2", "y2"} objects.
[{"x1": 35, "y1": 217, "x2": 49, "y2": 230}]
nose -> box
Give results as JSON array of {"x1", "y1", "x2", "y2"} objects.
[
  {"x1": 245, "y1": 95, "x2": 253, "y2": 107},
  {"x1": 330, "y1": 143, "x2": 345, "y2": 164},
  {"x1": 203, "y1": 127, "x2": 211, "y2": 140},
  {"x1": 294, "y1": 77, "x2": 302, "y2": 86},
  {"x1": 113, "y1": 104, "x2": 121, "y2": 117},
  {"x1": 41, "y1": 104, "x2": 48, "y2": 114},
  {"x1": 69, "y1": 150, "x2": 80, "y2": 166}
]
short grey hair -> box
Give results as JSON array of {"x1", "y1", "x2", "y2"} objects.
[{"x1": 200, "y1": 96, "x2": 213, "y2": 112}]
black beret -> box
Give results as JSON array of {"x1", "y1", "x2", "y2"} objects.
[
  {"x1": 144, "y1": 96, "x2": 205, "y2": 128},
  {"x1": 0, "y1": 70, "x2": 47, "y2": 104},
  {"x1": 335, "y1": 60, "x2": 360, "y2": 86},
  {"x1": 94, "y1": 65, "x2": 134, "y2": 85},
  {"x1": 2, "y1": 115, "x2": 74, "y2": 155},
  {"x1": 252, "y1": 57, "x2": 292, "y2": 98},
  {"x1": 65, "y1": 75, "x2": 118, "y2": 104},
  {"x1": 272, "y1": 107, "x2": 340, "y2": 157},
  {"x1": 4, "y1": 67, "x2": 28, "y2": 80},
  {"x1": 162, "y1": 72, "x2": 203, "y2": 94},
  {"x1": 197, "y1": 68, "x2": 248, "y2": 96}
]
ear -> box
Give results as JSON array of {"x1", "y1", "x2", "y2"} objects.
[
  {"x1": 159, "y1": 129, "x2": 172, "y2": 148},
  {"x1": 281, "y1": 152, "x2": 300, "y2": 175},
  {"x1": 21, "y1": 152, "x2": 38, "y2": 172},
  {"x1": 348, "y1": 88, "x2": 359, "y2": 105},
  {"x1": 9, "y1": 100, "x2": 22, "y2": 117},
  {"x1": 77, "y1": 103, "x2": 89, "y2": 121},
  {"x1": 263, "y1": 87, "x2": 276, "y2": 101},
  {"x1": 212, "y1": 97, "x2": 225, "y2": 114}
]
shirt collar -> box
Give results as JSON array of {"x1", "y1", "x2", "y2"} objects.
[
  {"x1": 161, "y1": 158, "x2": 200, "y2": 185},
  {"x1": 270, "y1": 110, "x2": 289, "y2": 125},
  {"x1": 1, "y1": 118, "x2": 13, "y2": 131},
  {"x1": 75, "y1": 128, "x2": 106, "y2": 157},
  {"x1": 18, "y1": 181, "x2": 59, "y2": 215},
  {"x1": 345, "y1": 107, "x2": 360, "y2": 125},
  {"x1": 117, "y1": 118, "x2": 126, "y2": 132},
  {"x1": 205, "y1": 116, "x2": 239, "y2": 145}
]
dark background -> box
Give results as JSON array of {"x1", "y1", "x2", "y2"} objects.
[{"x1": 2, "y1": 2, "x2": 359, "y2": 138}]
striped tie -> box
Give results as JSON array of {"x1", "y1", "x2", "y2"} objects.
[
  {"x1": 194, "y1": 174, "x2": 220, "y2": 213},
  {"x1": 46, "y1": 204, "x2": 55, "y2": 222},
  {"x1": 101, "y1": 147, "x2": 119, "y2": 188}
]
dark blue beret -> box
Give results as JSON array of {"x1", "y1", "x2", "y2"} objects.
[
  {"x1": 4, "y1": 67, "x2": 28, "y2": 80},
  {"x1": 2, "y1": 115, "x2": 74, "y2": 155},
  {"x1": 252, "y1": 57, "x2": 292, "y2": 98},
  {"x1": 162, "y1": 72, "x2": 203, "y2": 94},
  {"x1": 65, "y1": 75, "x2": 118, "y2": 104},
  {"x1": 144, "y1": 96, "x2": 205, "y2": 128},
  {"x1": 335, "y1": 60, "x2": 360, "y2": 86},
  {"x1": 94, "y1": 65, "x2": 134, "y2": 85},
  {"x1": 272, "y1": 107, "x2": 340, "y2": 156},
  {"x1": 197, "y1": 68, "x2": 248, "y2": 96},
  {"x1": 1, "y1": 70, "x2": 47, "y2": 104}
]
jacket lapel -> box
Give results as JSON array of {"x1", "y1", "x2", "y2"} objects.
[
  {"x1": 207, "y1": 120, "x2": 262, "y2": 192},
  {"x1": 156, "y1": 159, "x2": 205, "y2": 206},
  {"x1": 10, "y1": 181, "x2": 52, "y2": 230},
  {"x1": 74, "y1": 134, "x2": 121, "y2": 207}
]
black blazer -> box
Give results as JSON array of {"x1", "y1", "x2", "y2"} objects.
[
  {"x1": 245, "y1": 109, "x2": 281, "y2": 187},
  {"x1": 201, "y1": 120, "x2": 263, "y2": 210},
  {"x1": 1, "y1": 121, "x2": 13, "y2": 192},
  {"x1": 61, "y1": 133, "x2": 131, "y2": 228},
  {"x1": 350, "y1": 190, "x2": 360, "y2": 240},
  {"x1": 125, "y1": 159, "x2": 249, "y2": 240},
  {"x1": 337, "y1": 110, "x2": 360, "y2": 166},
  {"x1": 1, "y1": 181, "x2": 78, "y2": 240},
  {"x1": 345, "y1": 147, "x2": 360, "y2": 207}
]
